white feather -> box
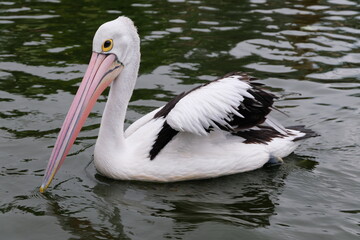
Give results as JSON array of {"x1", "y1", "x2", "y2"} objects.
[
  {"x1": 124, "y1": 107, "x2": 162, "y2": 138},
  {"x1": 265, "y1": 115, "x2": 287, "y2": 135},
  {"x1": 166, "y1": 77, "x2": 253, "y2": 136}
]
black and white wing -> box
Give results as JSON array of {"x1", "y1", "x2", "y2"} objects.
[
  {"x1": 155, "y1": 72, "x2": 284, "y2": 135},
  {"x1": 148, "y1": 72, "x2": 286, "y2": 159}
]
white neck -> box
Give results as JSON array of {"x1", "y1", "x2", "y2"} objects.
[{"x1": 97, "y1": 48, "x2": 140, "y2": 148}]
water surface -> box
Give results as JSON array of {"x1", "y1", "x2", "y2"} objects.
[{"x1": 0, "y1": 0, "x2": 359, "y2": 239}]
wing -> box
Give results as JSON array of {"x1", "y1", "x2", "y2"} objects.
[
  {"x1": 124, "y1": 107, "x2": 163, "y2": 138},
  {"x1": 154, "y1": 72, "x2": 281, "y2": 136}
]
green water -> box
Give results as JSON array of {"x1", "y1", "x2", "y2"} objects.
[{"x1": 0, "y1": 0, "x2": 359, "y2": 239}]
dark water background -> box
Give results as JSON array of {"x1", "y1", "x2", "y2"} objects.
[{"x1": 0, "y1": 0, "x2": 359, "y2": 239}]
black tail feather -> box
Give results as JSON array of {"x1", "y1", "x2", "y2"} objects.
[{"x1": 287, "y1": 125, "x2": 319, "y2": 141}]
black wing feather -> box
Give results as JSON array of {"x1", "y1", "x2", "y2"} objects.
[
  {"x1": 149, "y1": 72, "x2": 277, "y2": 160},
  {"x1": 149, "y1": 122, "x2": 178, "y2": 160}
]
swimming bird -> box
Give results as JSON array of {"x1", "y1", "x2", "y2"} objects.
[{"x1": 40, "y1": 16, "x2": 316, "y2": 192}]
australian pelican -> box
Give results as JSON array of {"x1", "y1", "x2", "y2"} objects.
[{"x1": 40, "y1": 17, "x2": 316, "y2": 192}]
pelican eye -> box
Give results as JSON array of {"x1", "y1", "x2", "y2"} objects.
[{"x1": 102, "y1": 39, "x2": 113, "y2": 52}]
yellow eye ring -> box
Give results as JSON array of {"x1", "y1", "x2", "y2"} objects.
[{"x1": 102, "y1": 39, "x2": 113, "y2": 52}]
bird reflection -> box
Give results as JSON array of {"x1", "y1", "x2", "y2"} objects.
[
  {"x1": 39, "y1": 154, "x2": 316, "y2": 239},
  {"x1": 79, "y1": 154, "x2": 318, "y2": 237}
]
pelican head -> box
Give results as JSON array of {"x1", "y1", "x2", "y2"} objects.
[{"x1": 40, "y1": 17, "x2": 139, "y2": 192}]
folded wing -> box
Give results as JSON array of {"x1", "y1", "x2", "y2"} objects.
[{"x1": 154, "y1": 72, "x2": 280, "y2": 136}]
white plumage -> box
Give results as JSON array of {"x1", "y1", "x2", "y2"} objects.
[
  {"x1": 166, "y1": 76, "x2": 252, "y2": 135},
  {"x1": 40, "y1": 16, "x2": 317, "y2": 192}
]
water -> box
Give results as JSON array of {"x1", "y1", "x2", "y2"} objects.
[{"x1": 0, "y1": 0, "x2": 359, "y2": 239}]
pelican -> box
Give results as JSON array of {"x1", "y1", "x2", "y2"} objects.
[{"x1": 40, "y1": 16, "x2": 317, "y2": 192}]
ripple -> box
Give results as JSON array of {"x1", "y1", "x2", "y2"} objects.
[
  {"x1": 211, "y1": 26, "x2": 240, "y2": 31},
  {"x1": 166, "y1": 27, "x2": 182, "y2": 33},
  {"x1": 0, "y1": 2, "x2": 15, "y2": 5},
  {"x1": 0, "y1": 20, "x2": 13, "y2": 24},
  {"x1": 47, "y1": 45, "x2": 79, "y2": 53},
  {"x1": 23, "y1": 41, "x2": 47, "y2": 46},
  {"x1": 131, "y1": 3, "x2": 152, "y2": 7},
  {"x1": 250, "y1": 0, "x2": 267, "y2": 3},
  {"x1": 169, "y1": 19, "x2": 186, "y2": 23},
  {"x1": 198, "y1": 20, "x2": 219, "y2": 25},
  {"x1": 0, "y1": 7, "x2": 31, "y2": 13},
  {"x1": 252, "y1": 8, "x2": 315, "y2": 15},
  {"x1": 0, "y1": 15, "x2": 59, "y2": 19},
  {"x1": 328, "y1": 0, "x2": 358, "y2": 5},
  {"x1": 339, "y1": 27, "x2": 360, "y2": 35},
  {"x1": 106, "y1": 10, "x2": 122, "y2": 14},
  {"x1": 307, "y1": 68, "x2": 360, "y2": 80},
  {"x1": 198, "y1": 6, "x2": 219, "y2": 11},
  {"x1": 143, "y1": 30, "x2": 170, "y2": 42},
  {"x1": 179, "y1": 36, "x2": 193, "y2": 40},
  {"x1": 295, "y1": 40, "x2": 353, "y2": 52},
  {"x1": 191, "y1": 28, "x2": 211, "y2": 33},
  {"x1": 230, "y1": 39, "x2": 297, "y2": 60},
  {"x1": 280, "y1": 30, "x2": 309, "y2": 36},
  {"x1": 38, "y1": 0, "x2": 60, "y2": 2},
  {"x1": 245, "y1": 63, "x2": 296, "y2": 73},
  {"x1": 322, "y1": 32, "x2": 357, "y2": 41},
  {"x1": 323, "y1": 16, "x2": 346, "y2": 21},
  {"x1": 0, "y1": 62, "x2": 86, "y2": 80},
  {"x1": 306, "y1": 5, "x2": 331, "y2": 10},
  {"x1": 325, "y1": 10, "x2": 359, "y2": 16}
]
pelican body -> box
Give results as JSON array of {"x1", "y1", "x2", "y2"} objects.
[{"x1": 40, "y1": 17, "x2": 316, "y2": 192}]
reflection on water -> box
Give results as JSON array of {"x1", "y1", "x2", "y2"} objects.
[
  {"x1": 0, "y1": 0, "x2": 359, "y2": 239},
  {"x1": 0, "y1": 154, "x2": 318, "y2": 239},
  {"x1": 20, "y1": 155, "x2": 316, "y2": 239}
]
